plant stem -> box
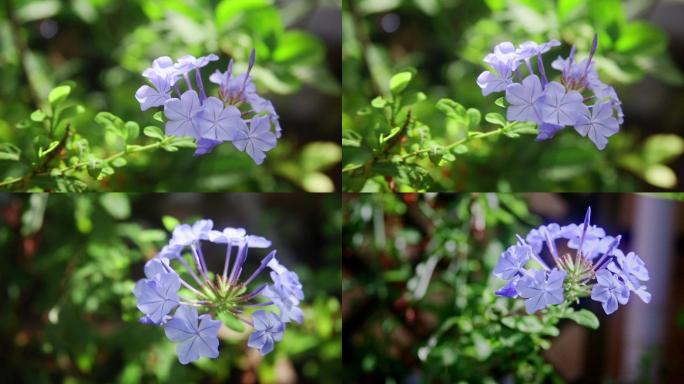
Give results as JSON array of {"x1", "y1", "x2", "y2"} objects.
[
  {"x1": 0, "y1": 138, "x2": 172, "y2": 189},
  {"x1": 396, "y1": 127, "x2": 506, "y2": 161}
]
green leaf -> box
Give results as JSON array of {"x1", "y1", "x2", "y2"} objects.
[
  {"x1": 371, "y1": 96, "x2": 387, "y2": 108},
  {"x1": 494, "y1": 97, "x2": 506, "y2": 108},
  {"x1": 436, "y1": 98, "x2": 466, "y2": 120},
  {"x1": 302, "y1": 172, "x2": 335, "y2": 192},
  {"x1": 30, "y1": 109, "x2": 47, "y2": 122},
  {"x1": 152, "y1": 111, "x2": 164, "y2": 123},
  {"x1": 389, "y1": 72, "x2": 412, "y2": 95},
  {"x1": 162, "y1": 215, "x2": 180, "y2": 232},
  {"x1": 588, "y1": 0, "x2": 625, "y2": 30},
  {"x1": 0, "y1": 143, "x2": 22, "y2": 161},
  {"x1": 143, "y1": 126, "x2": 164, "y2": 140},
  {"x1": 615, "y1": 22, "x2": 666, "y2": 56},
  {"x1": 441, "y1": 153, "x2": 456, "y2": 163},
  {"x1": 563, "y1": 309, "x2": 599, "y2": 330},
  {"x1": 97, "y1": 166, "x2": 115, "y2": 181},
  {"x1": 38, "y1": 141, "x2": 60, "y2": 158},
  {"x1": 452, "y1": 145, "x2": 468, "y2": 154},
  {"x1": 273, "y1": 31, "x2": 324, "y2": 65},
  {"x1": 215, "y1": 0, "x2": 268, "y2": 25},
  {"x1": 642, "y1": 134, "x2": 684, "y2": 165},
  {"x1": 428, "y1": 146, "x2": 444, "y2": 165},
  {"x1": 484, "y1": 112, "x2": 506, "y2": 127},
  {"x1": 99, "y1": 193, "x2": 131, "y2": 220},
  {"x1": 110, "y1": 158, "x2": 127, "y2": 168},
  {"x1": 48, "y1": 85, "x2": 71, "y2": 106},
  {"x1": 358, "y1": 0, "x2": 401, "y2": 15},
  {"x1": 87, "y1": 159, "x2": 102, "y2": 178},
  {"x1": 644, "y1": 164, "x2": 677, "y2": 189},
  {"x1": 125, "y1": 121, "x2": 140, "y2": 141},
  {"x1": 16, "y1": 0, "x2": 61, "y2": 22},
  {"x1": 466, "y1": 108, "x2": 481, "y2": 129},
  {"x1": 300, "y1": 142, "x2": 341, "y2": 172},
  {"x1": 557, "y1": 0, "x2": 584, "y2": 23},
  {"x1": 484, "y1": 0, "x2": 505, "y2": 11},
  {"x1": 95, "y1": 112, "x2": 126, "y2": 138}
]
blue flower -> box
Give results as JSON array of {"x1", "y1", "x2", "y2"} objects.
[
  {"x1": 483, "y1": 42, "x2": 519, "y2": 70},
  {"x1": 525, "y1": 223, "x2": 561, "y2": 254},
  {"x1": 144, "y1": 258, "x2": 173, "y2": 278},
  {"x1": 163, "y1": 306, "x2": 221, "y2": 364},
  {"x1": 517, "y1": 269, "x2": 566, "y2": 314},
  {"x1": 516, "y1": 40, "x2": 560, "y2": 61},
  {"x1": 495, "y1": 278, "x2": 520, "y2": 298},
  {"x1": 538, "y1": 82, "x2": 587, "y2": 126},
  {"x1": 262, "y1": 284, "x2": 304, "y2": 324},
  {"x1": 207, "y1": 227, "x2": 247, "y2": 243},
  {"x1": 164, "y1": 90, "x2": 203, "y2": 139},
  {"x1": 492, "y1": 244, "x2": 531, "y2": 280},
  {"x1": 133, "y1": 219, "x2": 303, "y2": 362},
  {"x1": 574, "y1": 102, "x2": 620, "y2": 150},
  {"x1": 536, "y1": 123, "x2": 563, "y2": 141},
  {"x1": 142, "y1": 56, "x2": 178, "y2": 85},
  {"x1": 505, "y1": 75, "x2": 543, "y2": 123},
  {"x1": 232, "y1": 115, "x2": 277, "y2": 165},
  {"x1": 494, "y1": 206, "x2": 650, "y2": 319},
  {"x1": 196, "y1": 96, "x2": 246, "y2": 142},
  {"x1": 591, "y1": 269, "x2": 630, "y2": 314},
  {"x1": 477, "y1": 63, "x2": 513, "y2": 96},
  {"x1": 136, "y1": 51, "x2": 280, "y2": 162},
  {"x1": 171, "y1": 219, "x2": 213, "y2": 246},
  {"x1": 478, "y1": 35, "x2": 623, "y2": 149},
  {"x1": 209, "y1": 66, "x2": 257, "y2": 103},
  {"x1": 135, "y1": 75, "x2": 172, "y2": 111},
  {"x1": 268, "y1": 257, "x2": 305, "y2": 302},
  {"x1": 193, "y1": 138, "x2": 221, "y2": 156},
  {"x1": 248, "y1": 94, "x2": 282, "y2": 138},
  {"x1": 608, "y1": 250, "x2": 651, "y2": 303},
  {"x1": 133, "y1": 269, "x2": 181, "y2": 324},
  {"x1": 173, "y1": 54, "x2": 219, "y2": 75},
  {"x1": 247, "y1": 310, "x2": 285, "y2": 355}
]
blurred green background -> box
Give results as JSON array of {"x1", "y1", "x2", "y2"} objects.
[
  {"x1": 0, "y1": 0, "x2": 342, "y2": 191},
  {"x1": 342, "y1": 0, "x2": 684, "y2": 192},
  {"x1": 0, "y1": 193, "x2": 341, "y2": 383}
]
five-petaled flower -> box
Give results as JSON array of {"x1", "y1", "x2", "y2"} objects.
[
  {"x1": 517, "y1": 268, "x2": 566, "y2": 314},
  {"x1": 164, "y1": 305, "x2": 222, "y2": 365},
  {"x1": 248, "y1": 310, "x2": 285, "y2": 355}
]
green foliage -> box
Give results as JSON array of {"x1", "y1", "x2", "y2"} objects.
[
  {"x1": 0, "y1": 0, "x2": 340, "y2": 191},
  {"x1": 343, "y1": 193, "x2": 606, "y2": 382},
  {"x1": 342, "y1": 0, "x2": 684, "y2": 191},
  {"x1": 0, "y1": 85, "x2": 197, "y2": 191},
  {"x1": 0, "y1": 193, "x2": 341, "y2": 383}
]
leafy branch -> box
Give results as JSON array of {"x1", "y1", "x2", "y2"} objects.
[
  {"x1": 342, "y1": 71, "x2": 538, "y2": 190},
  {"x1": 0, "y1": 85, "x2": 194, "y2": 191}
]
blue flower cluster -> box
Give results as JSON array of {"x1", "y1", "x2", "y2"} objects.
[
  {"x1": 477, "y1": 35, "x2": 623, "y2": 150},
  {"x1": 135, "y1": 50, "x2": 281, "y2": 163},
  {"x1": 133, "y1": 219, "x2": 304, "y2": 364},
  {"x1": 492, "y1": 207, "x2": 650, "y2": 315}
]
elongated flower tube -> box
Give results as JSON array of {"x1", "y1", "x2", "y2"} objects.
[
  {"x1": 132, "y1": 219, "x2": 304, "y2": 364},
  {"x1": 492, "y1": 207, "x2": 650, "y2": 315}
]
